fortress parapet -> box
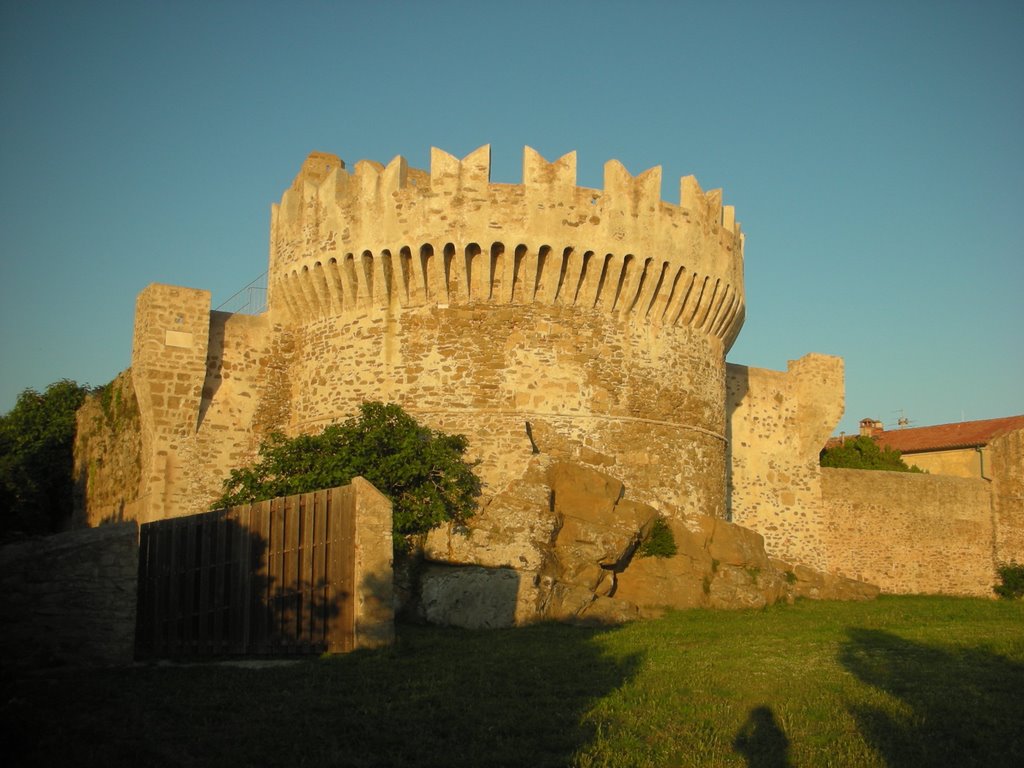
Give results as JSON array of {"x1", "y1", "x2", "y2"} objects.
[{"x1": 268, "y1": 146, "x2": 744, "y2": 350}]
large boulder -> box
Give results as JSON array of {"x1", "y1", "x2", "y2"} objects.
[
  {"x1": 615, "y1": 517, "x2": 787, "y2": 611},
  {"x1": 776, "y1": 560, "x2": 880, "y2": 601},
  {"x1": 414, "y1": 460, "x2": 878, "y2": 628},
  {"x1": 549, "y1": 463, "x2": 658, "y2": 590}
]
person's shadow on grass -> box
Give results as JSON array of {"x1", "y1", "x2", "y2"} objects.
[{"x1": 733, "y1": 705, "x2": 793, "y2": 768}]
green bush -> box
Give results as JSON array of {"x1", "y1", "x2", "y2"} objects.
[
  {"x1": 213, "y1": 402, "x2": 481, "y2": 549},
  {"x1": 994, "y1": 562, "x2": 1024, "y2": 600},
  {"x1": 638, "y1": 517, "x2": 677, "y2": 558},
  {"x1": 819, "y1": 435, "x2": 923, "y2": 472}
]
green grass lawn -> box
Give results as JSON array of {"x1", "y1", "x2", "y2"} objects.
[{"x1": 3, "y1": 595, "x2": 1022, "y2": 767}]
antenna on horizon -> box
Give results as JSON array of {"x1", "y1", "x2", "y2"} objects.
[{"x1": 893, "y1": 408, "x2": 912, "y2": 429}]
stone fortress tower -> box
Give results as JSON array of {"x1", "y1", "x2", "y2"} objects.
[{"x1": 121, "y1": 145, "x2": 747, "y2": 526}]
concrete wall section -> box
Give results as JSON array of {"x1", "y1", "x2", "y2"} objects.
[
  {"x1": 0, "y1": 523, "x2": 138, "y2": 667},
  {"x1": 820, "y1": 468, "x2": 994, "y2": 596}
]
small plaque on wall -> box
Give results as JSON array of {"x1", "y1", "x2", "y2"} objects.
[{"x1": 165, "y1": 330, "x2": 194, "y2": 348}]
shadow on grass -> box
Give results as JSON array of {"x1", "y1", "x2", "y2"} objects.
[
  {"x1": 733, "y1": 705, "x2": 792, "y2": 768},
  {"x1": 4, "y1": 621, "x2": 642, "y2": 768},
  {"x1": 840, "y1": 628, "x2": 1024, "y2": 768}
]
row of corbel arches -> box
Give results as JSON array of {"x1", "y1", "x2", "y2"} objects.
[{"x1": 272, "y1": 242, "x2": 742, "y2": 339}]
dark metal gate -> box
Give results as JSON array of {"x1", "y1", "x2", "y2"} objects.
[{"x1": 135, "y1": 487, "x2": 356, "y2": 659}]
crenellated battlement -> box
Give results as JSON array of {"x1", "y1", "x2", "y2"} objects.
[{"x1": 267, "y1": 146, "x2": 745, "y2": 349}]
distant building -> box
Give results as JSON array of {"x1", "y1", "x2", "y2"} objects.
[{"x1": 849, "y1": 415, "x2": 1024, "y2": 479}]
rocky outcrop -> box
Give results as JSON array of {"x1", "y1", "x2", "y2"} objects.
[{"x1": 419, "y1": 460, "x2": 878, "y2": 628}]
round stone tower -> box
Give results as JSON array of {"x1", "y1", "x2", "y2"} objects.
[{"x1": 265, "y1": 145, "x2": 744, "y2": 518}]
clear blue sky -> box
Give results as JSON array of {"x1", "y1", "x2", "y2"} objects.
[{"x1": 2, "y1": 0, "x2": 1021, "y2": 435}]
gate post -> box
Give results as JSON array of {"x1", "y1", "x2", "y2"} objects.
[{"x1": 351, "y1": 477, "x2": 394, "y2": 649}]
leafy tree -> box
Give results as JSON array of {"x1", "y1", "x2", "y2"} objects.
[
  {"x1": 0, "y1": 379, "x2": 90, "y2": 537},
  {"x1": 213, "y1": 402, "x2": 481, "y2": 548},
  {"x1": 819, "y1": 435, "x2": 923, "y2": 472}
]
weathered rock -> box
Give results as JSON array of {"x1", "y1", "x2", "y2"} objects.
[
  {"x1": 707, "y1": 518, "x2": 771, "y2": 570},
  {"x1": 416, "y1": 460, "x2": 879, "y2": 627},
  {"x1": 706, "y1": 563, "x2": 785, "y2": 610},
  {"x1": 787, "y1": 562, "x2": 879, "y2": 601},
  {"x1": 614, "y1": 546, "x2": 710, "y2": 610},
  {"x1": 549, "y1": 461, "x2": 623, "y2": 520},
  {"x1": 579, "y1": 595, "x2": 640, "y2": 625},
  {"x1": 424, "y1": 456, "x2": 557, "y2": 571},
  {"x1": 543, "y1": 580, "x2": 598, "y2": 621},
  {"x1": 550, "y1": 462, "x2": 658, "y2": 587}
]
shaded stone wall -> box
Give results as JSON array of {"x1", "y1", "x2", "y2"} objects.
[
  {"x1": 97, "y1": 286, "x2": 279, "y2": 524},
  {"x1": 820, "y1": 468, "x2": 994, "y2": 596},
  {"x1": 188, "y1": 310, "x2": 275, "y2": 507},
  {"x1": 0, "y1": 523, "x2": 138, "y2": 667}
]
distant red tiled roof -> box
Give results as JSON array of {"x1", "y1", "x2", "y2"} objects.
[{"x1": 865, "y1": 415, "x2": 1024, "y2": 454}]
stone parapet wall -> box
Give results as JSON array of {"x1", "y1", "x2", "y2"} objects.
[
  {"x1": 726, "y1": 355, "x2": 844, "y2": 569},
  {"x1": 267, "y1": 147, "x2": 745, "y2": 352},
  {"x1": 0, "y1": 523, "x2": 138, "y2": 667},
  {"x1": 820, "y1": 468, "x2": 994, "y2": 596},
  {"x1": 992, "y1": 429, "x2": 1024, "y2": 565}
]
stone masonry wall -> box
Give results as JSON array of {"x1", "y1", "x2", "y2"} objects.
[
  {"x1": 186, "y1": 310, "x2": 274, "y2": 508},
  {"x1": 72, "y1": 369, "x2": 142, "y2": 527},
  {"x1": 992, "y1": 428, "x2": 1024, "y2": 566},
  {"x1": 726, "y1": 355, "x2": 844, "y2": 570},
  {"x1": 131, "y1": 284, "x2": 213, "y2": 522},
  {"x1": 104, "y1": 287, "x2": 278, "y2": 525},
  {"x1": 288, "y1": 302, "x2": 727, "y2": 519},
  {"x1": 820, "y1": 468, "x2": 994, "y2": 596},
  {"x1": 0, "y1": 523, "x2": 138, "y2": 667}
]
